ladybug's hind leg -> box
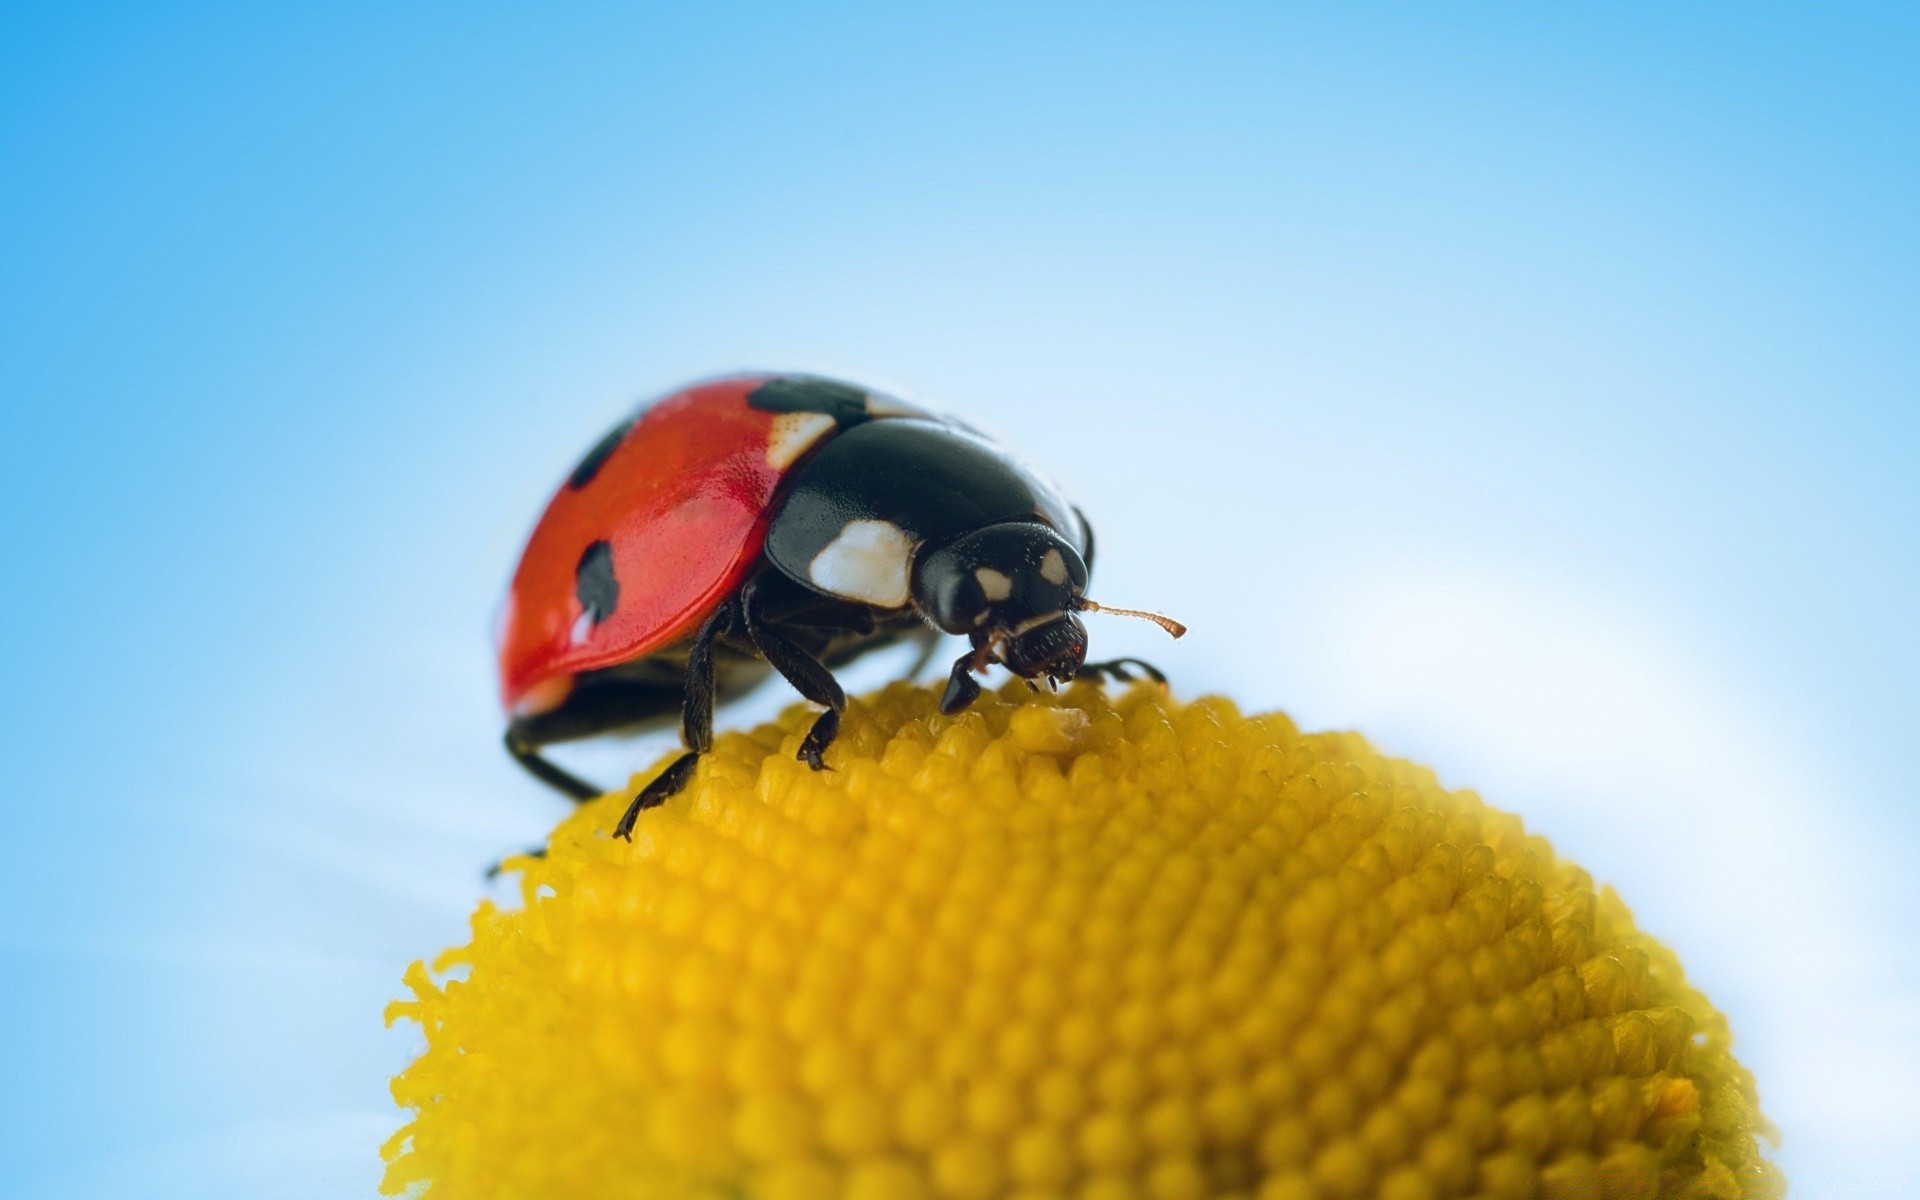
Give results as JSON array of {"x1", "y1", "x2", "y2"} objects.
[
  {"x1": 503, "y1": 731, "x2": 601, "y2": 801},
  {"x1": 742, "y1": 582, "x2": 847, "y2": 771},
  {"x1": 612, "y1": 599, "x2": 734, "y2": 840},
  {"x1": 504, "y1": 666, "x2": 690, "y2": 804}
]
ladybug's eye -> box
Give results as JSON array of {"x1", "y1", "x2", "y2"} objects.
[
  {"x1": 912, "y1": 541, "x2": 995, "y2": 634},
  {"x1": 912, "y1": 523, "x2": 1083, "y2": 636},
  {"x1": 937, "y1": 573, "x2": 989, "y2": 627}
]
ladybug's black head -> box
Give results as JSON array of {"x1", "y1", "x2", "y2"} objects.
[{"x1": 913, "y1": 522, "x2": 1091, "y2": 684}]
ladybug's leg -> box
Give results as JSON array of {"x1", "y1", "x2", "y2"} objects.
[
  {"x1": 903, "y1": 625, "x2": 945, "y2": 681},
  {"x1": 1076, "y1": 657, "x2": 1168, "y2": 686},
  {"x1": 939, "y1": 643, "x2": 994, "y2": 714},
  {"x1": 503, "y1": 731, "x2": 600, "y2": 801},
  {"x1": 742, "y1": 586, "x2": 847, "y2": 770},
  {"x1": 747, "y1": 623, "x2": 846, "y2": 770},
  {"x1": 613, "y1": 599, "x2": 734, "y2": 840}
]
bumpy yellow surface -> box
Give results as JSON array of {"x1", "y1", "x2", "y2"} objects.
[{"x1": 385, "y1": 682, "x2": 1780, "y2": 1200}]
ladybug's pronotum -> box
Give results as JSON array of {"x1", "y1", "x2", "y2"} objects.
[{"x1": 496, "y1": 374, "x2": 1183, "y2": 838}]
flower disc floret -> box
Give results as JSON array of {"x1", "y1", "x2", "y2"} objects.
[{"x1": 385, "y1": 682, "x2": 1779, "y2": 1199}]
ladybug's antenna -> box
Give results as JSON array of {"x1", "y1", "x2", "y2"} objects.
[{"x1": 1077, "y1": 598, "x2": 1187, "y2": 639}]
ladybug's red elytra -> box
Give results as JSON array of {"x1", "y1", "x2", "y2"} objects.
[{"x1": 498, "y1": 374, "x2": 1184, "y2": 838}]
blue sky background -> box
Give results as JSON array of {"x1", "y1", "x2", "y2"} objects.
[{"x1": 3, "y1": 4, "x2": 1916, "y2": 1196}]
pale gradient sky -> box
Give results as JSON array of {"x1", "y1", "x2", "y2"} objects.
[{"x1": 4, "y1": 4, "x2": 1916, "y2": 1196}]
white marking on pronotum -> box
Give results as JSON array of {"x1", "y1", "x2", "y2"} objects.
[
  {"x1": 809, "y1": 519, "x2": 917, "y2": 607},
  {"x1": 765, "y1": 412, "x2": 838, "y2": 470},
  {"x1": 863, "y1": 392, "x2": 924, "y2": 418},
  {"x1": 1039, "y1": 547, "x2": 1069, "y2": 585},
  {"x1": 974, "y1": 567, "x2": 1013, "y2": 601},
  {"x1": 569, "y1": 610, "x2": 595, "y2": 646}
]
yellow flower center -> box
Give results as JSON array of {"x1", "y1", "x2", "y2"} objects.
[{"x1": 384, "y1": 682, "x2": 1779, "y2": 1199}]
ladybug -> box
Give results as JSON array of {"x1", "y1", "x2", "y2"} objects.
[{"x1": 497, "y1": 373, "x2": 1184, "y2": 839}]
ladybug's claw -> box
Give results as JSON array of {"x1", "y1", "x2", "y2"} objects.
[
  {"x1": 615, "y1": 751, "x2": 700, "y2": 840},
  {"x1": 797, "y1": 708, "x2": 840, "y2": 771},
  {"x1": 941, "y1": 652, "x2": 984, "y2": 714}
]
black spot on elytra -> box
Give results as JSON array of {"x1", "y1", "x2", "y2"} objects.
[
  {"x1": 746, "y1": 376, "x2": 873, "y2": 426},
  {"x1": 567, "y1": 416, "x2": 637, "y2": 490},
  {"x1": 575, "y1": 540, "x2": 619, "y2": 626}
]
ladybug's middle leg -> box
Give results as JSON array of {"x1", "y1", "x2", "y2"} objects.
[
  {"x1": 903, "y1": 625, "x2": 945, "y2": 681},
  {"x1": 613, "y1": 599, "x2": 734, "y2": 840},
  {"x1": 742, "y1": 584, "x2": 847, "y2": 770}
]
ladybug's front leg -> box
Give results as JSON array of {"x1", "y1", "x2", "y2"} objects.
[
  {"x1": 1076, "y1": 657, "x2": 1168, "y2": 686},
  {"x1": 939, "y1": 641, "x2": 995, "y2": 714},
  {"x1": 613, "y1": 599, "x2": 733, "y2": 840}
]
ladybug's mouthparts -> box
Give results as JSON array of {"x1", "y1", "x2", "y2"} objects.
[{"x1": 998, "y1": 611, "x2": 1089, "y2": 684}]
